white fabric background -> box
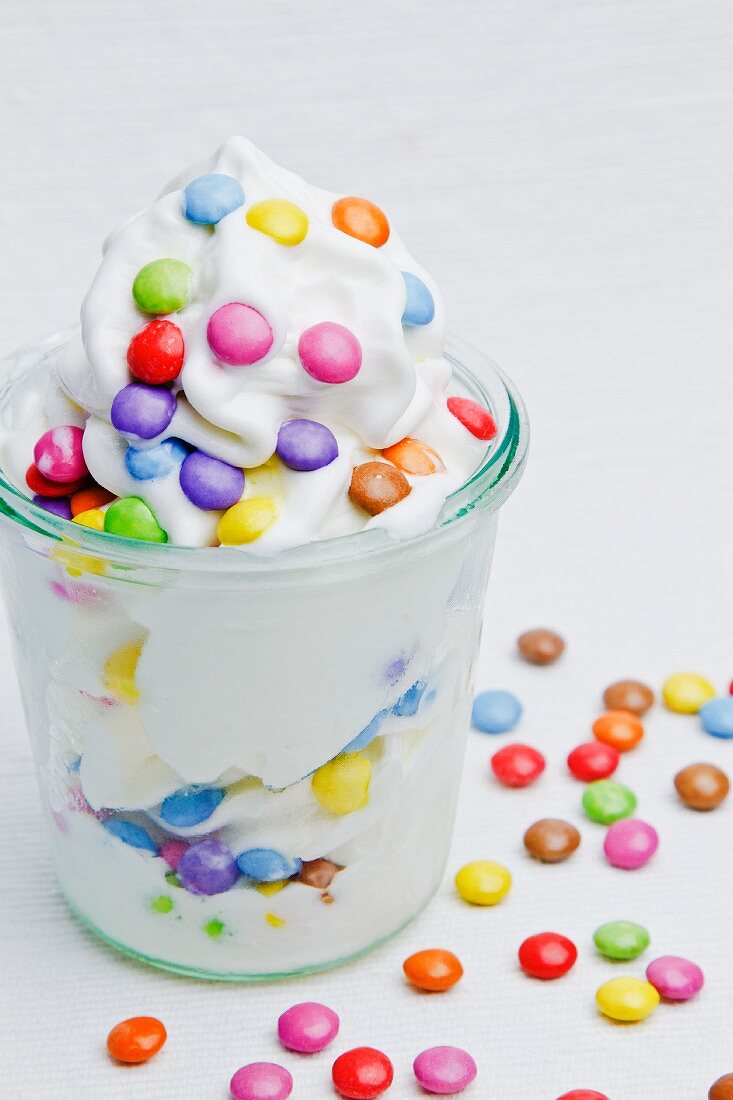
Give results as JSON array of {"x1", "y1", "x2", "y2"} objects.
[{"x1": 1, "y1": 1, "x2": 732, "y2": 1097}]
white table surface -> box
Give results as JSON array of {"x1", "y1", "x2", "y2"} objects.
[{"x1": 1, "y1": 2, "x2": 732, "y2": 1097}]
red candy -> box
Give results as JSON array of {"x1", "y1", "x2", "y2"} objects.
[
  {"x1": 518, "y1": 932, "x2": 577, "y2": 980},
  {"x1": 556, "y1": 1093, "x2": 609, "y2": 1100},
  {"x1": 332, "y1": 1047, "x2": 394, "y2": 1099},
  {"x1": 447, "y1": 396, "x2": 497, "y2": 441},
  {"x1": 491, "y1": 743, "x2": 545, "y2": 788},
  {"x1": 567, "y1": 741, "x2": 619, "y2": 782},
  {"x1": 127, "y1": 320, "x2": 185, "y2": 385},
  {"x1": 26, "y1": 464, "x2": 86, "y2": 498}
]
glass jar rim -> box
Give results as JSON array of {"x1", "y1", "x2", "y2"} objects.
[{"x1": 0, "y1": 328, "x2": 529, "y2": 576}]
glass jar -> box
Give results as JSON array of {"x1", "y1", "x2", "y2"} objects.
[{"x1": 0, "y1": 330, "x2": 527, "y2": 979}]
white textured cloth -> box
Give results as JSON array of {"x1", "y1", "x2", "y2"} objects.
[{"x1": 1, "y1": 1, "x2": 732, "y2": 1097}]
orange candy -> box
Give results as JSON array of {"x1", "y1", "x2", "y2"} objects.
[
  {"x1": 592, "y1": 709, "x2": 644, "y2": 753},
  {"x1": 332, "y1": 196, "x2": 390, "y2": 248},
  {"x1": 71, "y1": 484, "x2": 115, "y2": 517},
  {"x1": 107, "y1": 1016, "x2": 167, "y2": 1064},
  {"x1": 403, "y1": 948, "x2": 464, "y2": 992},
  {"x1": 382, "y1": 438, "x2": 444, "y2": 476}
]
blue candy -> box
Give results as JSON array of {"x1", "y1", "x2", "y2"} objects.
[
  {"x1": 344, "y1": 709, "x2": 388, "y2": 752},
  {"x1": 67, "y1": 756, "x2": 81, "y2": 773},
  {"x1": 125, "y1": 438, "x2": 190, "y2": 481},
  {"x1": 402, "y1": 272, "x2": 436, "y2": 326},
  {"x1": 700, "y1": 696, "x2": 733, "y2": 739},
  {"x1": 392, "y1": 680, "x2": 427, "y2": 717},
  {"x1": 471, "y1": 689, "x2": 522, "y2": 734},
  {"x1": 236, "y1": 847, "x2": 302, "y2": 883},
  {"x1": 102, "y1": 818, "x2": 158, "y2": 853},
  {"x1": 184, "y1": 173, "x2": 245, "y2": 225},
  {"x1": 160, "y1": 786, "x2": 225, "y2": 827}
]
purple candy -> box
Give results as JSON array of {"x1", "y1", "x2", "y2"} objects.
[
  {"x1": 179, "y1": 451, "x2": 245, "y2": 510},
  {"x1": 275, "y1": 419, "x2": 338, "y2": 472},
  {"x1": 646, "y1": 956, "x2": 704, "y2": 1001},
  {"x1": 111, "y1": 383, "x2": 176, "y2": 440},
  {"x1": 413, "y1": 1046, "x2": 478, "y2": 1095},
  {"x1": 33, "y1": 494, "x2": 72, "y2": 519},
  {"x1": 178, "y1": 838, "x2": 239, "y2": 896},
  {"x1": 230, "y1": 1062, "x2": 293, "y2": 1100}
]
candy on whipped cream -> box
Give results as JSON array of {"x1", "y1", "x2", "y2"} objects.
[{"x1": 6, "y1": 136, "x2": 495, "y2": 552}]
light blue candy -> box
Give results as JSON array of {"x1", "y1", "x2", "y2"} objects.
[
  {"x1": 236, "y1": 847, "x2": 302, "y2": 883},
  {"x1": 125, "y1": 438, "x2": 190, "y2": 481},
  {"x1": 67, "y1": 755, "x2": 81, "y2": 773},
  {"x1": 344, "y1": 709, "x2": 388, "y2": 752},
  {"x1": 471, "y1": 689, "x2": 523, "y2": 734},
  {"x1": 392, "y1": 680, "x2": 427, "y2": 717},
  {"x1": 160, "y1": 786, "x2": 225, "y2": 827},
  {"x1": 102, "y1": 818, "x2": 158, "y2": 853},
  {"x1": 402, "y1": 272, "x2": 436, "y2": 326},
  {"x1": 184, "y1": 173, "x2": 245, "y2": 225},
  {"x1": 700, "y1": 696, "x2": 733, "y2": 739}
]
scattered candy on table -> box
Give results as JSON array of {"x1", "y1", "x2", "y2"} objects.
[
  {"x1": 709, "y1": 1073, "x2": 733, "y2": 1099},
  {"x1": 403, "y1": 948, "x2": 464, "y2": 992},
  {"x1": 277, "y1": 1002, "x2": 340, "y2": 1053},
  {"x1": 645, "y1": 956, "x2": 704, "y2": 1001},
  {"x1": 592, "y1": 709, "x2": 644, "y2": 753},
  {"x1": 471, "y1": 689, "x2": 522, "y2": 734},
  {"x1": 567, "y1": 741, "x2": 620, "y2": 782},
  {"x1": 582, "y1": 779, "x2": 637, "y2": 824},
  {"x1": 700, "y1": 697, "x2": 733, "y2": 739},
  {"x1": 455, "y1": 860, "x2": 511, "y2": 906},
  {"x1": 602, "y1": 679, "x2": 654, "y2": 716},
  {"x1": 412, "y1": 1046, "x2": 478, "y2": 1095},
  {"x1": 517, "y1": 628, "x2": 565, "y2": 665},
  {"x1": 662, "y1": 672, "x2": 715, "y2": 714},
  {"x1": 603, "y1": 818, "x2": 659, "y2": 870},
  {"x1": 593, "y1": 920, "x2": 650, "y2": 960},
  {"x1": 229, "y1": 1062, "x2": 293, "y2": 1100},
  {"x1": 556, "y1": 1092, "x2": 609, "y2": 1100},
  {"x1": 331, "y1": 1046, "x2": 394, "y2": 1099},
  {"x1": 523, "y1": 818, "x2": 581, "y2": 863},
  {"x1": 595, "y1": 977, "x2": 660, "y2": 1022},
  {"x1": 107, "y1": 1016, "x2": 167, "y2": 1063},
  {"x1": 518, "y1": 932, "x2": 577, "y2": 980},
  {"x1": 349, "y1": 461, "x2": 411, "y2": 515},
  {"x1": 490, "y1": 743, "x2": 545, "y2": 787},
  {"x1": 674, "y1": 763, "x2": 730, "y2": 810}
]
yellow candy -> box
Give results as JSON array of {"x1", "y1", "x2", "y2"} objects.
[
  {"x1": 256, "y1": 881, "x2": 288, "y2": 897},
  {"x1": 73, "y1": 508, "x2": 105, "y2": 531},
  {"x1": 52, "y1": 545, "x2": 105, "y2": 577},
  {"x1": 266, "y1": 912, "x2": 286, "y2": 928},
  {"x1": 217, "y1": 498, "x2": 277, "y2": 545},
  {"x1": 246, "y1": 199, "x2": 309, "y2": 246},
  {"x1": 312, "y1": 752, "x2": 371, "y2": 815},
  {"x1": 455, "y1": 860, "x2": 512, "y2": 906},
  {"x1": 662, "y1": 672, "x2": 716, "y2": 714},
  {"x1": 596, "y1": 977, "x2": 660, "y2": 1022},
  {"x1": 103, "y1": 638, "x2": 145, "y2": 703}
]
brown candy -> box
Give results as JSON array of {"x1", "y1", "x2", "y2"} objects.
[
  {"x1": 709, "y1": 1074, "x2": 733, "y2": 1100},
  {"x1": 517, "y1": 629, "x2": 565, "y2": 666},
  {"x1": 523, "y1": 818, "x2": 581, "y2": 863},
  {"x1": 349, "y1": 461, "x2": 411, "y2": 516},
  {"x1": 674, "y1": 763, "x2": 730, "y2": 811},
  {"x1": 603, "y1": 679, "x2": 655, "y2": 716},
  {"x1": 298, "y1": 858, "x2": 341, "y2": 889}
]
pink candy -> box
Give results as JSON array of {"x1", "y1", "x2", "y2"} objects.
[
  {"x1": 603, "y1": 817, "x2": 659, "y2": 869},
  {"x1": 207, "y1": 302, "x2": 274, "y2": 366},
  {"x1": 277, "y1": 1001, "x2": 340, "y2": 1054},
  {"x1": 229, "y1": 1062, "x2": 293, "y2": 1100},
  {"x1": 413, "y1": 1046, "x2": 478, "y2": 1095},
  {"x1": 33, "y1": 425, "x2": 88, "y2": 483},
  {"x1": 646, "y1": 956, "x2": 704, "y2": 1000},
  {"x1": 298, "y1": 322, "x2": 362, "y2": 384},
  {"x1": 160, "y1": 839, "x2": 189, "y2": 872}
]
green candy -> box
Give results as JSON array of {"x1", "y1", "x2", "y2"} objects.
[
  {"x1": 594, "y1": 920, "x2": 650, "y2": 960},
  {"x1": 132, "y1": 258, "x2": 193, "y2": 314},
  {"x1": 204, "y1": 918, "x2": 225, "y2": 939},
  {"x1": 582, "y1": 779, "x2": 637, "y2": 824},
  {"x1": 150, "y1": 895, "x2": 174, "y2": 914},
  {"x1": 104, "y1": 497, "x2": 168, "y2": 543}
]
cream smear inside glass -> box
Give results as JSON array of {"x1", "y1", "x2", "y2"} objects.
[{"x1": 0, "y1": 138, "x2": 527, "y2": 978}]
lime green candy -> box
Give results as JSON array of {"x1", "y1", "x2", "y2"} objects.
[
  {"x1": 582, "y1": 779, "x2": 637, "y2": 824},
  {"x1": 150, "y1": 895, "x2": 174, "y2": 914},
  {"x1": 132, "y1": 258, "x2": 193, "y2": 314},
  {"x1": 104, "y1": 497, "x2": 168, "y2": 543},
  {"x1": 594, "y1": 920, "x2": 650, "y2": 960},
  {"x1": 204, "y1": 918, "x2": 225, "y2": 939}
]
